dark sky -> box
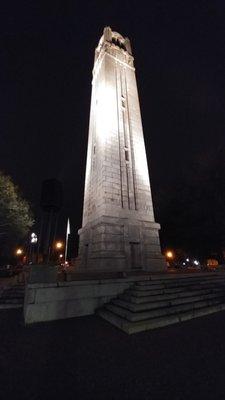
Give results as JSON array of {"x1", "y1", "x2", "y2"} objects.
[{"x1": 1, "y1": 1, "x2": 225, "y2": 238}]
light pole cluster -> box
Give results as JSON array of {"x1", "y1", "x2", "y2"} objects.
[{"x1": 15, "y1": 239, "x2": 65, "y2": 264}]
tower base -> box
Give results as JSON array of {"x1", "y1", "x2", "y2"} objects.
[{"x1": 78, "y1": 216, "x2": 165, "y2": 272}]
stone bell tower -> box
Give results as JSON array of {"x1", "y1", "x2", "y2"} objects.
[{"x1": 78, "y1": 27, "x2": 165, "y2": 272}]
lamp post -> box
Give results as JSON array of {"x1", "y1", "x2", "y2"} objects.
[
  {"x1": 165, "y1": 250, "x2": 175, "y2": 268},
  {"x1": 29, "y1": 232, "x2": 38, "y2": 263},
  {"x1": 166, "y1": 251, "x2": 174, "y2": 260},
  {"x1": 16, "y1": 248, "x2": 23, "y2": 256},
  {"x1": 55, "y1": 241, "x2": 64, "y2": 263},
  {"x1": 55, "y1": 241, "x2": 63, "y2": 250},
  {"x1": 15, "y1": 248, "x2": 24, "y2": 265}
]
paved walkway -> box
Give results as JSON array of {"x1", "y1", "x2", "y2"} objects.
[{"x1": 1, "y1": 309, "x2": 225, "y2": 399}]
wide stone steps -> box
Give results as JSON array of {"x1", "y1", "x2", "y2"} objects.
[
  {"x1": 0, "y1": 284, "x2": 24, "y2": 309},
  {"x1": 120, "y1": 287, "x2": 225, "y2": 303},
  {"x1": 134, "y1": 277, "x2": 225, "y2": 290},
  {"x1": 106, "y1": 298, "x2": 223, "y2": 322},
  {"x1": 97, "y1": 273, "x2": 225, "y2": 334},
  {"x1": 98, "y1": 302, "x2": 225, "y2": 334},
  {"x1": 135, "y1": 273, "x2": 219, "y2": 285},
  {"x1": 114, "y1": 291, "x2": 225, "y2": 311}
]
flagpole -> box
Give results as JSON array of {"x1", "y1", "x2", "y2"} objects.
[{"x1": 65, "y1": 218, "x2": 70, "y2": 262}]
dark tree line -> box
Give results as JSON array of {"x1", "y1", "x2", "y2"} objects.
[{"x1": 0, "y1": 171, "x2": 33, "y2": 260}]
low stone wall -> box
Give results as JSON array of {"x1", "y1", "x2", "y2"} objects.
[
  {"x1": 24, "y1": 275, "x2": 149, "y2": 325},
  {"x1": 24, "y1": 267, "x2": 222, "y2": 325}
]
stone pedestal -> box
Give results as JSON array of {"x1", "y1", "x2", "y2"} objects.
[{"x1": 78, "y1": 215, "x2": 165, "y2": 271}]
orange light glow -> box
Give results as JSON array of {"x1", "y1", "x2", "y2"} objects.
[
  {"x1": 166, "y1": 251, "x2": 174, "y2": 259},
  {"x1": 55, "y1": 242, "x2": 63, "y2": 250},
  {"x1": 16, "y1": 248, "x2": 23, "y2": 256}
]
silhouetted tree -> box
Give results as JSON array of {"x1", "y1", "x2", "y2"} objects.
[{"x1": 0, "y1": 171, "x2": 33, "y2": 243}]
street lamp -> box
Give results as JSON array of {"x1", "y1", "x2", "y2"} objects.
[
  {"x1": 31, "y1": 232, "x2": 38, "y2": 244},
  {"x1": 16, "y1": 248, "x2": 23, "y2": 256},
  {"x1": 165, "y1": 250, "x2": 175, "y2": 268},
  {"x1": 55, "y1": 241, "x2": 63, "y2": 250},
  {"x1": 29, "y1": 232, "x2": 38, "y2": 264},
  {"x1": 165, "y1": 250, "x2": 174, "y2": 260}
]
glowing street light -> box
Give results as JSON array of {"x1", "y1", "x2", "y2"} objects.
[
  {"x1": 55, "y1": 241, "x2": 63, "y2": 250},
  {"x1": 30, "y1": 232, "x2": 38, "y2": 244},
  {"x1": 16, "y1": 248, "x2": 23, "y2": 256},
  {"x1": 165, "y1": 250, "x2": 174, "y2": 260},
  {"x1": 193, "y1": 260, "x2": 199, "y2": 266}
]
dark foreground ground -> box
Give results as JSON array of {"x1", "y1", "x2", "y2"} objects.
[{"x1": 1, "y1": 309, "x2": 225, "y2": 400}]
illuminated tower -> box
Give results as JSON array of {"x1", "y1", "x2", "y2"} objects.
[{"x1": 78, "y1": 27, "x2": 165, "y2": 271}]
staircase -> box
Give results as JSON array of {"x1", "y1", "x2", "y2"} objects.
[
  {"x1": 0, "y1": 284, "x2": 25, "y2": 309},
  {"x1": 97, "y1": 273, "x2": 225, "y2": 334}
]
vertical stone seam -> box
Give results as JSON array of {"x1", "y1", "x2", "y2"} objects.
[
  {"x1": 115, "y1": 63, "x2": 124, "y2": 208},
  {"x1": 124, "y1": 71, "x2": 138, "y2": 211},
  {"x1": 120, "y1": 67, "x2": 130, "y2": 209}
]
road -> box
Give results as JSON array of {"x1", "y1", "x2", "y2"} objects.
[{"x1": 1, "y1": 308, "x2": 225, "y2": 399}]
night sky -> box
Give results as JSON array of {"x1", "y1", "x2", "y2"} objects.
[{"x1": 1, "y1": 1, "x2": 225, "y2": 242}]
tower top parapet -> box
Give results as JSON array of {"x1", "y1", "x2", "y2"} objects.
[
  {"x1": 94, "y1": 27, "x2": 133, "y2": 69},
  {"x1": 100, "y1": 26, "x2": 132, "y2": 55}
]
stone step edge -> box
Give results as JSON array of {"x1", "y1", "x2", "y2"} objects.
[
  {"x1": 98, "y1": 303, "x2": 225, "y2": 334},
  {"x1": 133, "y1": 283, "x2": 225, "y2": 292},
  {"x1": 0, "y1": 304, "x2": 23, "y2": 310},
  {"x1": 135, "y1": 278, "x2": 225, "y2": 289},
  {"x1": 0, "y1": 294, "x2": 25, "y2": 299},
  {"x1": 112, "y1": 296, "x2": 225, "y2": 316},
  {"x1": 136, "y1": 274, "x2": 221, "y2": 284},
  {"x1": 122, "y1": 288, "x2": 225, "y2": 303},
  {"x1": 128, "y1": 285, "x2": 225, "y2": 295},
  {"x1": 117, "y1": 293, "x2": 225, "y2": 312},
  {"x1": 0, "y1": 299, "x2": 24, "y2": 304},
  {"x1": 0, "y1": 289, "x2": 24, "y2": 294},
  {"x1": 106, "y1": 298, "x2": 223, "y2": 322},
  {"x1": 126, "y1": 284, "x2": 225, "y2": 296}
]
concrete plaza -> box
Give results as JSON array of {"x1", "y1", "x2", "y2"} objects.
[{"x1": 1, "y1": 308, "x2": 225, "y2": 399}]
